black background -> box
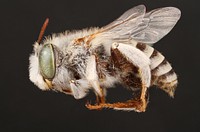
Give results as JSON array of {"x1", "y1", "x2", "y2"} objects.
[{"x1": 1, "y1": 0, "x2": 200, "y2": 132}]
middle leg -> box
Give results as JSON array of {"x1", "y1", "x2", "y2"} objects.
[{"x1": 85, "y1": 55, "x2": 106, "y2": 105}]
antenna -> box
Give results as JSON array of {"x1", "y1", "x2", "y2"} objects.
[{"x1": 37, "y1": 18, "x2": 49, "y2": 43}]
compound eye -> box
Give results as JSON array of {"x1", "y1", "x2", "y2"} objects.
[{"x1": 39, "y1": 44, "x2": 55, "y2": 79}]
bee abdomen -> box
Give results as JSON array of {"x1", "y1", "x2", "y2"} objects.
[
  {"x1": 154, "y1": 69, "x2": 178, "y2": 97},
  {"x1": 151, "y1": 58, "x2": 178, "y2": 97},
  {"x1": 135, "y1": 43, "x2": 178, "y2": 97}
]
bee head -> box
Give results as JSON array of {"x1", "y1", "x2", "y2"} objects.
[{"x1": 29, "y1": 18, "x2": 56, "y2": 90}]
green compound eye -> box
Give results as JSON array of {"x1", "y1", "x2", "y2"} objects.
[{"x1": 39, "y1": 44, "x2": 55, "y2": 79}]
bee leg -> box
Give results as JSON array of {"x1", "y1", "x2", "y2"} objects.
[
  {"x1": 86, "y1": 42, "x2": 151, "y2": 111},
  {"x1": 137, "y1": 69, "x2": 148, "y2": 112},
  {"x1": 85, "y1": 97, "x2": 148, "y2": 112},
  {"x1": 85, "y1": 55, "x2": 106, "y2": 106},
  {"x1": 86, "y1": 91, "x2": 106, "y2": 111},
  {"x1": 86, "y1": 74, "x2": 149, "y2": 111},
  {"x1": 94, "y1": 89, "x2": 104, "y2": 104},
  {"x1": 69, "y1": 80, "x2": 88, "y2": 99},
  {"x1": 86, "y1": 90, "x2": 149, "y2": 112},
  {"x1": 110, "y1": 42, "x2": 151, "y2": 111}
]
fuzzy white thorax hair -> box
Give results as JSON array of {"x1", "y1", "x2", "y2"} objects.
[{"x1": 43, "y1": 28, "x2": 100, "y2": 49}]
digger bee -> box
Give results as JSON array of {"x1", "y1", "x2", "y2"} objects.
[{"x1": 29, "y1": 5, "x2": 181, "y2": 112}]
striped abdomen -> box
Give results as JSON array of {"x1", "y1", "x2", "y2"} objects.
[{"x1": 135, "y1": 43, "x2": 178, "y2": 97}]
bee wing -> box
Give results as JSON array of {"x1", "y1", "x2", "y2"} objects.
[
  {"x1": 98, "y1": 5, "x2": 181, "y2": 45},
  {"x1": 102, "y1": 5, "x2": 146, "y2": 33}
]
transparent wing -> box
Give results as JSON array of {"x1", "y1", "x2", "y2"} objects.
[
  {"x1": 99, "y1": 5, "x2": 146, "y2": 39},
  {"x1": 131, "y1": 7, "x2": 181, "y2": 44},
  {"x1": 99, "y1": 5, "x2": 181, "y2": 44},
  {"x1": 102, "y1": 5, "x2": 146, "y2": 32}
]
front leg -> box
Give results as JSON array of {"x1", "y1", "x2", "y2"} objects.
[
  {"x1": 85, "y1": 55, "x2": 105, "y2": 104},
  {"x1": 69, "y1": 79, "x2": 89, "y2": 99}
]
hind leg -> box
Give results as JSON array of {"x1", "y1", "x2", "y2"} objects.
[
  {"x1": 86, "y1": 68, "x2": 149, "y2": 112},
  {"x1": 138, "y1": 69, "x2": 148, "y2": 112},
  {"x1": 86, "y1": 91, "x2": 149, "y2": 112},
  {"x1": 86, "y1": 43, "x2": 151, "y2": 112},
  {"x1": 112, "y1": 42, "x2": 150, "y2": 111}
]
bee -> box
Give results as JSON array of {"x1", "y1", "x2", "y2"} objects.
[{"x1": 29, "y1": 5, "x2": 181, "y2": 112}]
